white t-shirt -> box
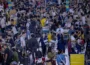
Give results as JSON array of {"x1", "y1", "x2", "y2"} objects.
[
  {"x1": 46, "y1": 20, "x2": 49, "y2": 24},
  {"x1": 65, "y1": 22, "x2": 71, "y2": 28},
  {"x1": 20, "y1": 36, "x2": 26, "y2": 47},
  {"x1": 74, "y1": 15, "x2": 78, "y2": 19},
  {"x1": 26, "y1": 22, "x2": 30, "y2": 29},
  {"x1": 77, "y1": 39, "x2": 81, "y2": 44},
  {"x1": 69, "y1": 8, "x2": 74, "y2": 14},
  {"x1": 52, "y1": 11, "x2": 56, "y2": 16},
  {"x1": 56, "y1": 28, "x2": 64, "y2": 34},
  {"x1": 62, "y1": 12, "x2": 67, "y2": 17},
  {"x1": 0, "y1": 18, "x2": 6, "y2": 28},
  {"x1": 70, "y1": 35, "x2": 76, "y2": 42},
  {"x1": 81, "y1": 16, "x2": 86, "y2": 25},
  {"x1": 70, "y1": 35, "x2": 76, "y2": 47},
  {"x1": 12, "y1": 26, "x2": 18, "y2": 35}
]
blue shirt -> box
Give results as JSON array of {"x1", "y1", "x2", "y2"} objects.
[{"x1": 56, "y1": 54, "x2": 66, "y2": 65}]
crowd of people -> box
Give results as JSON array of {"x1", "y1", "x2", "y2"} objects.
[{"x1": 0, "y1": 0, "x2": 90, "y2": 65}]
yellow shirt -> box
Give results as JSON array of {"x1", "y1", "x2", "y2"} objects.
[
  {"x1": 48, "y1": 33, "x2": 52, "y2": 42},
  {"x1": 81, "y1": 34, "x2": 84, "y2": 39},
  {"x1": 78, "y1": 33, "x2": 84, "y2": 39},
  {"x1": 13, "y1": 20, "x2": 17, "y2": 25},
  {"x1": 11, "y1": 20, "x2": 17, "y2": 26},
  {"x1": 40, "y1": 18, "x2": 46, "y2": 27}
]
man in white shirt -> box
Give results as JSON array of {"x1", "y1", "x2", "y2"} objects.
[
  {"x1": 26, "y1": 20, "x2": 30, "y2": 30},
  {"x1": 81, "y1": 15, "x2": 86, "y2": 25},
  {"x1": 56, "y1": 25, "x2": 64, "y2": 34},
  {"x1": 69, "y1": 8, "x2": 74, "y2": 14},
  {"x1": 52, "y1": 10, "x2": 56, "y2": 17},
  {"x1": 0, "y1": 17, "x2": 6, "y2": 28},
  {"x1": 0, "y1": 16, "x2": 6, "y2": 33},
  {"x1": 70, "y1": 34, "x2": 76, "y2": 48},
  {"x1": 12, "y1": 26, "x2": 18, "y2": 35},
  {"x1": 20, "y1": 32, "x2": 26, "y2": 48}
]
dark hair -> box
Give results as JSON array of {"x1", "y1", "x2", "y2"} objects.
[
  {"x1": 87, "y1": 15, "x2": 89, "y2": 18},
  {"x1": 4, "y1": 44, "x2": 8, "y2": 47},
  {"x1": 22, "y1": 31, "x2": 26, "y2": 34},
  {"x1": 7, "y1": 35, "x2": 11, "y2": 37},
  {"x1": 0, "y1": 39, "x2": 2, "y2": 42},
  {"x1": 81, "y1": 13, "x2": 84, "y2": 16},
  {"x1": 11, "y1": 19, "x2": 14, "y2": 21},
  {"x1": 12, "y1": 48, "x2": 16, "y2": 51},
  {"x1": 58, "y1": 49, "x2": 62, "y2": 54},
  {"x1": 71, "y1": 32, "x2": 74, "y2": 35},
  {"x1": 81, "y1": 30, "x2": 84, "y2": 34},
  {"x1": 31, "y1": 33, "x2": 35, "y2": 38}
]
